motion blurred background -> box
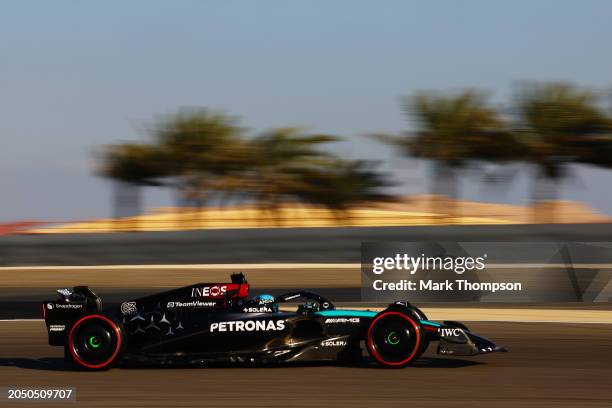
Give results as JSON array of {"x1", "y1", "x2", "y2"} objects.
[
  {"x1": 2, "y1": 4, "x2": 612, "y2": 406},
  {"x1": 1, "y1": 1, "x2": 612, "y2": 234},
  {"x1": 1, "y1": 1, "x2": 612, "y2": 301}
]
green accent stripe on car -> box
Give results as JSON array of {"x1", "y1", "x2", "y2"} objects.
[
  {"x1": 316, "y1": 310, "x2": 377, "y2": 318},
  {"x1": 317, "y1": 310, "x2": 443, "y2": 328},
  {"x1": 420, "y1": 320, "x2": 442, "y2": 327}
]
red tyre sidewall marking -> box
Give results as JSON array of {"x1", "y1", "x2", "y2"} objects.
[
  {"x1": 68, "y1": 314, "x2": 122, "y2": 369},
  {"x1": 366, "y1": 311, "x2": 421, "y2": 366}
]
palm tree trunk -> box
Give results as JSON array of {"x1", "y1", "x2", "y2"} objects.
[
  {"x1": 113, "y1": 181, "x2": 142, "y2": 231},
  {"x1": 174, "y1": 182, "x2": 188, "y2": 230},
  {"x1": 195, "y1": 197, "x2": 204, "y2": 229},
  {"x1": 531, "y1": 166, "x2": 561, "y2": 224},
  {"x1": 431, "y1": 162, "x2": 458, "y2": 223}
]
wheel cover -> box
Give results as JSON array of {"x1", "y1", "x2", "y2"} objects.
[
  {"x1": 68, "y1": 315, "x2": 122, "y2": 369},
  {"x1": 367, "y1": 311, "x2": 421, "y2": 366}
]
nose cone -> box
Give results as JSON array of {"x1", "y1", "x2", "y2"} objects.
[{"x1": 438, "y1": 327, "x2": 508, "y2": 356}]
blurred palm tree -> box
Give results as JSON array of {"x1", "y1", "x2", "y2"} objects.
[
  {"x1": 99, "y1": 143, "x2": 167, "y2": 228},
  {"x1": 151, "y1": 109, "x2": 246, "y2": 222},
  {"x1": 245, "y1": 127, "x2": 339, "y2": 222},
  {"x1": 294, "y1": 160, "x2": 393, "y2": 221},
  {"x1": 514, "y1": 82, "x2": 611, "y2": 221},
  {"x1": 377, "y1": 90, "x2": 520, "y2": 220},
  {"x1": 101, "y1": 117, "x2": 385, "y2": 228},
  {"x1": 580, "y1": 134, "x2": 612, "y2": 169}
]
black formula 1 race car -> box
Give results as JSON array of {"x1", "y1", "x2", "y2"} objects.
[{"x1": 42, "y1": 273, "x2": 506, "y2": 370}]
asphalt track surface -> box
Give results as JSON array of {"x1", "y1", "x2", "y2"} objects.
[{"x1": 0, "y1": 321, "x2": 611, "y2": 407}]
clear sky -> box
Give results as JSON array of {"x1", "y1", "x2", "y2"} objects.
[{"x1": 1, "y1": 1, "x2": 612, "y2": 220}]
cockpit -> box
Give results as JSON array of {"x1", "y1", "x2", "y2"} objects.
[{"x1": 272, "y1": 291, "x2": 335, "y2": 315}]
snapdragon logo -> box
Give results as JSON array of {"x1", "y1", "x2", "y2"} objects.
[{"x1": 372, "y1": 253, "x2": 487, "y2": 275}]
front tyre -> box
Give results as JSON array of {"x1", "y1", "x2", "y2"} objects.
[
  {"x1": 366, "y1": 311, "x2": 424, "y2": 368},
  {"x1": 66, "y1": 314, "x2": 124, "y2": 370}
]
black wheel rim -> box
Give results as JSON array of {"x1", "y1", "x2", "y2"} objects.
[
  {"x1": 71, "y1": 320, "x2": 117, "y2": 366},
  {"x1": 370, "y1": 317, "x2": 417, "y2": 363}
]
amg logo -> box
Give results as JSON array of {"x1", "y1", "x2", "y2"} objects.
[
  {"x1": 324, "y1": 318, "x2": 360, "y2": 324},
  {"x1": 191, "y1": 285, "x2": 227, "y2": 298},
  {"x1": 210, "y1": 320, "x2": 285, "y2": 332},
  {"x1": 439, "y1": 328, "x2": 463, "y2": 337}
]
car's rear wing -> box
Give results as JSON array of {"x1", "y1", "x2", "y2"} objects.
[{"x1": 42, "y1": 286, "x2": 102, "y2": 346}]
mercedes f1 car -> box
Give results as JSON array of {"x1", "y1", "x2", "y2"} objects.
[{"x1": 42, "y1": 273, "x2": 505, "y2": 370}]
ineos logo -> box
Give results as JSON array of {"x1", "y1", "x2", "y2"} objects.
[{"x1": 191, "y1": 285, "x2": 227, "y2": 298}]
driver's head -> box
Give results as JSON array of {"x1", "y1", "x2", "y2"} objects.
[
  {"x1": 255, "y1": 294, "x2": 274, "y2": 304},
  {"x1": 296, "y1": 299, "x2": 319, "y2": 315},
  {"x1": 303, "y1": 300, "x2": 319, "y2": 312},
  {"x1": 254, "y1": 294, "x2": 277, "y2": 312}
]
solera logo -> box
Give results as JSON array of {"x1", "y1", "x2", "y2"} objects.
[
  {"x1": 439, "y1": 328, "x2": 462, "y2": 336},
  {"x1": 321, "y1": 339, "x2": 347, "y2": 347},
  {"x1": 191, "y1": 285, "x2": 227, "y2": 298}
]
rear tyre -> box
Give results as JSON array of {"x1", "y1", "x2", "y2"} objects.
[
  {"x1": 66, "y1": 314, "x2": 123, "y2": 370},
  {"x1": 366, "y1": 311, "x2": 424, "y2": 368}
]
